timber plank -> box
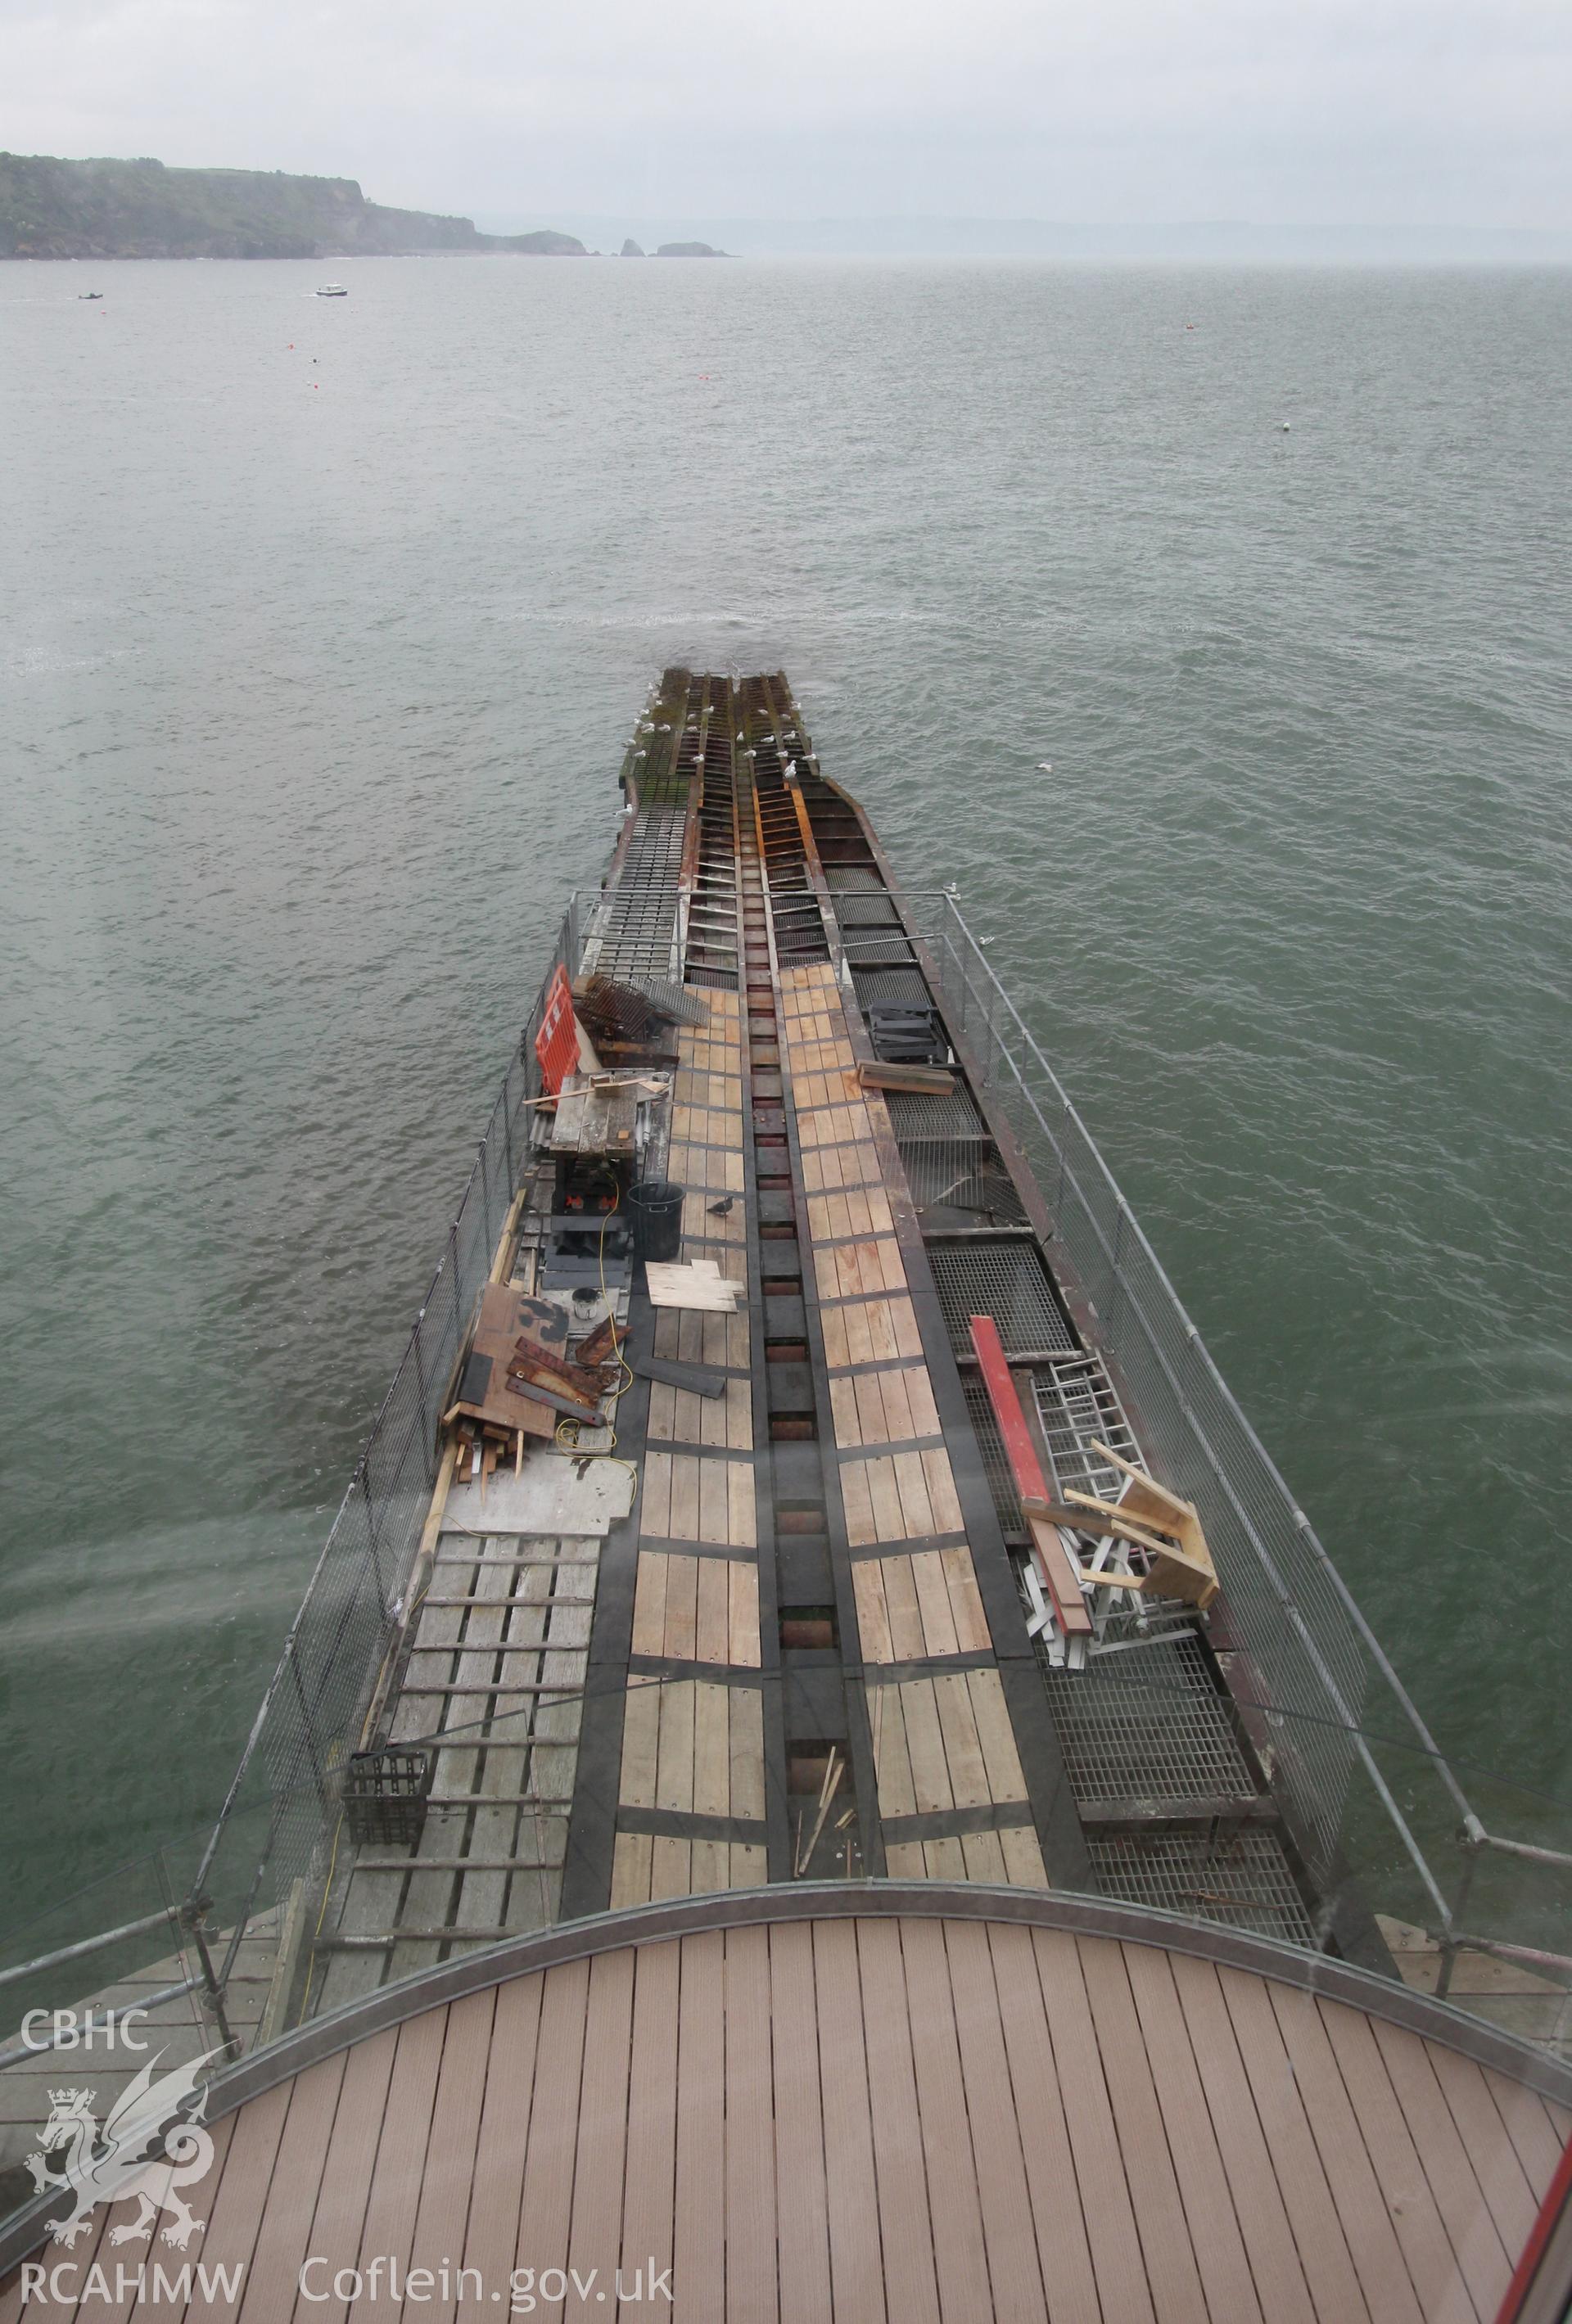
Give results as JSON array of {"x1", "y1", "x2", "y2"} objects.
[
  {"x1": 1028, "y1": 1927, "x2": 1159, "y2": 2324},
  {"x1": 769, "y1": 1924, "x2": 834, "y2": 2323},
  {"x1": 942, "y1": 1546, "x2": 992, "y2": 1650},
  {"x1": 723, "y1": 1929, "x2": 779, "y2": 2322},
  {"x1": 1315, "y1": 1998, "x2": 1478, "y2": 2324},
  {"x1": 966, "y1": 1668, "x2": 1029, "y2": 1802},
  {"x1": 619, "y1": 1939, "x2": 679, "y2": 2298},
  {"x1": 675, "y1": 1931, "x2": 726, "y2": 2321},
  {"x1": 655, "y1": 1680, "x2": 696, "y2": 1814},
  {"x1": 899, "y1": 1679, "x2": 955, "y2": 1815},
  {"x1": 692, "y1": 1681, "x2": 730, "y2": 1817},
  {"x1": 856, "y1": 1919, "x2": 942, "y2": 2324},
  {"x1": 931, "y1": 1671, "x2": 991, "y2": 1807},
  {"x1": 900, "y1": 1919, "x2": 993, "y2": 2317},
  {"x1": 728, "y1": 1686, "x2": 766, "y2": 1820},
  {"x1": 516, "y1": 1960, "x2": 591, "y2": 2322},
  {"x1": 1217, "y1": 1962, "x2": 1372, "y2": 2323},
  {"x1": 853, "y1": 1559, "x2": 895, "y2": 1663},
  {"x1": 566, "y1": 1949, "x2": 636, "y2": 2310},
  {"x1": 998, "y1": 1823, "x2": 1050, "y2": 1889},
  {"x1": 941, "y1": 1919, "x2": 1050, "y2": 2321},
  {"x1": 1123, "y1": 1943, "x2": 1267, "y2": 2324},
  {"x1": 1369, "y1": 2018, "x2": 1513, "y2": 2317}
]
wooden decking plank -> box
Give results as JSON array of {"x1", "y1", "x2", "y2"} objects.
[
  {"x1": 983, "y1": 1921, "x2": 1105, "y2": 2323},
  {"x1": 516, "y1": 1958, "x2": 592, "y2": 2322},
  {"x1": 728, "y1": 1685, "x2": 766, "y2": 1820},
  {"x1": 880, "y1": 1555, "x2": 927, "y2": 1660},
  {"x1": 693, "y1": 1552, "x2": 730, "y2": 1663},
  {"x1": 1479, "y1": 2063, "x2": 1570, "y2": 2195},
  {"x1": 160, "y1": 2077, "x2": 287, "y2": 2322},
  {"x1": 728, "y1": 1559, "x2": 761, "y2": 1665},
  {"x1": 1215, "y1": 1963, "x2": 1372, "y2": 2323},
  {"x1": 965, "y1": 1668, "x2": 1029, "y2": 1802},
  {"x1": 1315, "y1": 1997, "x2": 1479, "y2": 2324},
  {"x1": 898, "y1": 1918, "x2": 995, "y2": 2317},
  {"x1": 665, "y1": 1552, "x2": 699, "y2": 1660},
  {"x1": 275, "y1": 2030, "x2": 394, "y2": 2324},
  {"x1": 1367, "y1": 2018, "x2": 1514, "y2": 2317},
  {"x1": 868, "y1": 1679, "x2": 916, "y2": 1817},
  {"x1": 998, "y1": 1823, "x2": 1051, "y2": 1888},
  {"x1": 403, "y1": 1989, "x2": 497, "y2": 2324},
  {"x1": 631, "y1": 1551, "x2": 668, "y2": 1656},
  {"x1": 1119, "y1": 1943, "x2": 1266, "y2": 2324},
  {"x1": 1029, "y1": 1925, "x2": 1159, "y2": 2324},
  {"x1": 941, "y1": 1920, "x2": 1052, "y2": 2321},
  {"x1": 1160, "y1": 1952, "x2": 1317, "y2": 2324},
  {"x1": 1424, "y1": 2040, "x2": 1541, "y2": 2256},
  {"x1": 692, "y1": 1681, "x2": 730, "y2": 1818},
  {"x1": 697, "y1": 1458, "x2": 729, "y2": 1548},
  {"x1": 566, "y1": 1948, "x2": 636, "y2": 2308},
  {"x1": 856, "y1": 1917, "x2": 942, "y2": 2324},
  {"x1": 931, "y1": 1672, "x2": 992, "y2": 1808},
  {"x1": 1075, "y1": 1936, "x2": 1209, "y2": 2324},
  {"x1": 649, "y1": 1836, "x2": 692, "y2": 1899},
  {"x1": 910, "y1": 1549, "x2": 961, "y2": 1658},
  {"x1": 675, "y1": 1931, "x2": 726, "y2": 2324},
  {"x1": 609, "y1": 1830, "x2": 653, "y2": 1909},
  {"x1": 942, "y1": 1546, "x2": 992, "y2": 1651},
  {"x1": 1263, "y1": 1980, "x2": 1425, "y2": 2324},
  {"x1": 341, "y1": 2009, "x2": 449, "y2": 2324},
  {"x1": 620, "y1": 1940, "x2": 680, "y2": 2300},
  {"x1": 724, "y1": 1928, "x2": 779, "y2": 2322},
  {"x1": 853, "y1": 1558, "x2": 895, "y2": 1663},
  {"x1": 897, "y1": 1679, "x2": 955, "y2": 1815},
  {"x1": 769, "y1": 1924, "x2": 834, "y2": 2324},
  {"x1": 958, "y1": 1825, "x2": 1008, "y2": 1881},
  {"x1": 726, "y1": 1460, "x2": 756, "y2": 1547},
  {"x1": 669, "y1": 1456, "x2": 701, "y2": 1544},
  {"x1": 892, "y1": 1448, "x2": 937, "y2": 1537},
  {"x1": 920, "y1": 1447, "x2": 965, "y2": 1532},
  {"x1": 233, "y1": 2050, "x2": 348, "y2": 2323},
  {"x1": 655, "y1": 1680, "x2": 696, "y2": 1814},
  {"x1": 618, "y1": 1676, "x2": 660, "y2": 1810}
]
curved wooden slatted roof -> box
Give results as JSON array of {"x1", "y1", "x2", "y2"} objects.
[{"x1": 2, "y1": 1888, "x2": 1567, "y2": 2323}]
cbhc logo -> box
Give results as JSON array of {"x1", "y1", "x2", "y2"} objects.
[{"x1": 21, "y1": 2009, "x2": 151, "y2": 2051}]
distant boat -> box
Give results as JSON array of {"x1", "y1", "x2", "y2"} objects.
[
  {"x1": 78, "y1": 291, "x2": 103, "y2": 301},
  {"x1": 315, "y1": 283, "x2": 348, "y2": 297}
]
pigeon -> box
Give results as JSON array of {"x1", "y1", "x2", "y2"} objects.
[{"x1": 707, "y1": 1196, "x2": 736, "y2": 1216}]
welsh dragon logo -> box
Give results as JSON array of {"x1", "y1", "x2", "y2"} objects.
[{"x1": 25, "y1": 2046, "x2": 222, "y2": 2249}]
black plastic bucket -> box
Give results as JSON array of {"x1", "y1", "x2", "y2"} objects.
[{"x1": 627, "y1": 1178, "x2": 684, "y2": 1263}]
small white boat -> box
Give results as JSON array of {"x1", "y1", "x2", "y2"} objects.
[{"x1": 315, "y1": 282, "x2": 348, "y2": 297}]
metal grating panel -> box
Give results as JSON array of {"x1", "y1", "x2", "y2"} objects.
[
  {"x1": 835, "y1": 894, "x2": 903, "y2": 927},
  {"x1": 1042, "y1": 1633, "x2": 1256, "y2": 1803},
  {"x1": 838, "y1": 931, "x2": 919, "y2": 966},
  {"x1": 1088, "y1": 1829, "x2": 1317, "y2": 1947},
  {"x1": 852, "y1": 965, "x2": 933, "y2": 1005},
  {"x1": 593, "y1": 802, "x2": 688, "y2": 979},
  {"x1": 903, "y1": 1142, "x2": 1028, "y2": 1223},
  {"x1": 826, "y1": 867, "x2": 888, "y2": 892},
  {"x1": 928, "y1": 1239, "x2": 1077, "y2": 1357},
  {"x1": 886, "y1": 1085, "x2": 986, "y2": 1140}
]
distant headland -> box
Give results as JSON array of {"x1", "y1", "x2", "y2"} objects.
[{"x1": 0, "y1": 153, "x2": 599, "y2": 260}]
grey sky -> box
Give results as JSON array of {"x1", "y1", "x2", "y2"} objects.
[{"x1": 3, "y1": 0, "x2": 1569, "y2": 228}]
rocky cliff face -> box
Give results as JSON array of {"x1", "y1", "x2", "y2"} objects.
[{"x1": 0, "y1": 155, "x2": 588, "y2": 260}]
